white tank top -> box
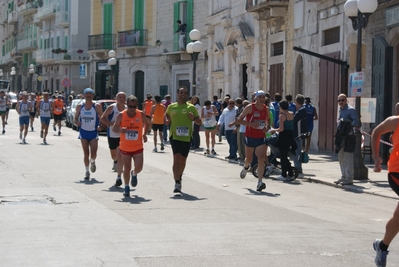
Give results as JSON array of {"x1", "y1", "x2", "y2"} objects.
[
  {"x1": 79, "y1": 104, "x2": 98, "y2": 131},
  {"x1": 40, "y1": 101, "x2": 51, "y2": 118},
  {"x1": 202, "y1": 105, "x2": 217, "y2": 128},
  {"x1": 19, "y1": 101, "x2": 30, "y2": 117},
  {"x1": 108, "y1": 103, "x2": 126, "y2": 138},
  {"x1": 0, "y1": 97, "x2": 6, "y2": 111}
]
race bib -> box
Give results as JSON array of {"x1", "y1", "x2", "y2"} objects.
[
  {"x1": 255, "y1": 120, "x2": 265, "y2": 130},
  {"x1": 56, "y1": 108, "x2": 62, "y2": 112},
  {"x1": 204, "y1": 119, "x2": 216, "y2": 128},
  {"x1": 176, "y1": 126, "x2": 189, "y2": 136},
  {"x1": 125, "y1": 130, "x2": 138, "y2": 140}
]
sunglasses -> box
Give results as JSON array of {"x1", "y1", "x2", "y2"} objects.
[
  {"x1": 229, "y1": 102, "x2": 235, "y2": 105},
  {"x1": 128, "y1": 105, "x2": 137, "y2": 109},
  {"x1": 337, "y1": 99, "x2": 346, "y2": 102}
]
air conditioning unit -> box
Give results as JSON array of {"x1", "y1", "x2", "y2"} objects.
[
  {"x1": 319, "y1": 11, "x2": 327, "y2": 20},
  {"x1": 330, "y1": 7, "x2": 338, "y2": 16}
]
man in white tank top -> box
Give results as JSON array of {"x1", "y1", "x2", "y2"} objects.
[
  {"x1": 37, "y1": 91, "x2": 53, "y2": 144},
  {"x1": 16, "y1": 92, "x2": 32, "y2": 144},
  {"x1": 100, "y1": 92, "x2": 127, "y2": 186}
]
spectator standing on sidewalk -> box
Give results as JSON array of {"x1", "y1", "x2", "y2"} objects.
[
  {"x1": 292, "y1": 94, "x2": 308, "y2": 174},
  {"x1": 285, "y1": 94, "x2": 297, "y2": 113},
  {"x1": 201, "y1": 100, "x2": 218, "y2": 155},
  {"x1": 333, "y1": 94, "x2": 360, "y2": 186},
  {"x1": 371, "y1": 114, "x2": 399, "y2": 267},
  {"x1": 217, "y1": 98, "x2": 238, "y2": 160},
  {"x1": 190, "y1": 96, "x2": 201, "y2": 149},
  {"x1": 271, "y1": 93, "x2": 282, "y2": 128},
  {"x1": 161, "y1": 94, "x2": 172, "y2": 144},
  {"x1": 304, "y1": 96, "x2": 318, "y2": 153}
]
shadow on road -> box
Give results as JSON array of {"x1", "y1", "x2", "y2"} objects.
[
  {"x1": 169, "y1": 193, "x2": 207, "y2": 201},
  {"x1": 102, "y1": 186, "x2": 124, "y2": 192},
  {"x1": 75, "y1": 178, "x2": 104, "y2": 185},
  {"x1": 245, "y1": 188, "x2": 281, "y2": 197},
  {"x1": 115, "y1": 195, "x2": 151, "y2": 204}
]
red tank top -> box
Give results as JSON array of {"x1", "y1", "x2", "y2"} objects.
[
  {"x1": 388, "y1": 116, "x2": 399, "y2": 173},
  {"x1": 245, "y1": 103, "x2": 269, "y2": 138}
]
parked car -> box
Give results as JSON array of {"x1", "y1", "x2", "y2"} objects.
[
  {"x1": 96, "y1": 99, "x2": 116, "y2": 134},
  {"x1": 8, "y1": 92, "x2": 18, "y2": 109},
  {"x1": 66, "y1": 99, "x2": 84, "y2": 130}
]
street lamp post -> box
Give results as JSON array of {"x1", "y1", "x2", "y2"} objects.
[
  {"x1": 29, "y1": 64, "x2": 35, "y2": 93},
  {"x1": 0, "y1": 69, "x2": 3, "y2": 81},
  {"x1": 10, "y1": 67, "x2": 16, "y2": 93},
  {"x1": 108, "y1": 50, "x2": 117, "y2": 99},
  {"x1": 344, "y1": 0, "x2": 378, "y2": 180},
  {"x1": 186, "y1": 29, "x2": 203, "y2": 96}
]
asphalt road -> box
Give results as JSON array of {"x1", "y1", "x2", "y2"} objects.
[{"x1": 0, "y1": 110, "x2": 397, "y2": 267}]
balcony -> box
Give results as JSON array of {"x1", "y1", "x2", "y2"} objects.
[
  {"x1": 18, "y1": 1, "x2": 38, "y2": 17},
  {"x1": 55, "y1": 9, "x2": 69, "y2": 27},
  {"x1": 53, "y1": 49, "x2": 90, "y2": 63},
  {"x1": 17, "y1": 37, "x2": 37, "y2": 52},
  {"x1": 88, "y1": 34, "x2": 116, "y2": 51},
  {"x1": 246, "y1": 0, "x2": 289, "y2": 13},
  {"x1": 8, "y1": 11, "x2": 18, "y2": 24},
  {"x1": 36, "y1": 48, "x2": 54, "y2": 63},
  {"x1": 33, "y1": 13, "x2": 42, "y2": 26},
  {"x1": 36, "y1": 2, "x2": 56, "y2": 20},
  {"x1": 117, "y1": 29, "x2": 148, "y2": 49}
]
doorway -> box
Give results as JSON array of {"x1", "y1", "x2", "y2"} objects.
[
  {"x1": 241, "y1": 64, "x2": 248, "y2": 99},
  {"x1": 134, "y1": 71, "x2": 145, "y2": 109}
]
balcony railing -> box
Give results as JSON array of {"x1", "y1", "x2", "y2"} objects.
[
  {"x1": 42, "y1": 48, "x2": 55, "y2": 61},
  {"x1": 53, "y1": 49, "x2": 90, "y2": 62},
  {"x1": 37, "y1": 1, "x2": 56, "y2": 20},
  {"x1": 8, "y1": 11, "x2": 18, "y2": 24},
  {"x1": 17, "y1": 37, "x2": 37, "y2": 51},
  {"x1": 161, "y1": 34, "x2": 188, "y2": 54},
  {"x1": 55, "y1": 9, "x2": 68, "y2": 26},
  {"x1": 117, "y1": 29, "x2": 148, "y2": 48},
  {"x1": 18, "y1": 1, "x2": 38, "y2": 16},
  {"x1": 246, "y1": 0, "x2": 289, "y2": 12},
  {"x1": 88, "y1": 34, "x2": 116, "y2": 51}
]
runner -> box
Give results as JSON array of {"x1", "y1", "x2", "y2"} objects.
[
  {"x1": 0, "y1": 90, "x2": 8, "y2": 134},
  {"x1": 74, "y1": 88, "x2": 103, "y2": 179},
  {"x1": 165, "y1": 86, "x2": 202, "y2": 194},
  {"x1": 16, "y1": 92, "x2": 32, "y2": 144},
  {"x1": 201, "y1": 100, "x2": 218, "y2": 155},
  {"x1": 5, "y1": 93, "x2": 10, "y2": 125},
  {"x1": 371, "y1": 114, "x2": 399, "y2": 267},
  {"x1": 236, "y1": 90, "x2": 270, "y2": 192},
  {"x1": 150, "y1": 95, "x2": 166, "y2": 152},
  {"x1": 53, "y1": 94, "x2": 65, "y2": 136},
  {"x1": 143, "y1": 94, "x2": 154, "y2": 135},
  {"x1": 100, "y1": 92, "x2": 127, "y2": 186},
  {"x1": 28, "y1": 93, "x2": 37, "y2": 132},
  {"x1": 37, "y1": 91, "x2": 53, "y2": 145},
  {"x1": 112, "y1": 95, "x2": 149, "y2": 197}
]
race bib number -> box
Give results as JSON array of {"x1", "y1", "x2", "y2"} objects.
[
  {"x1": 204, "y1": 119, "x2": 216, "y2": 128},
  {"x1": 255, "y1": 120, "x2": 265, "y2": 130},
  {"x1": 176, "y1": 126, "x2": 189, "y2": 136},
  {"x1": 56, "y1": 108, "x2": 62, "y2": 112},
  {"x1": 125, "y1": 130, "x2": 138, "y2": 140}
]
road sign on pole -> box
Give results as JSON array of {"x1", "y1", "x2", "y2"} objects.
[{"x1": 62, "y1": 78, "x2": 71, "y2": 88}]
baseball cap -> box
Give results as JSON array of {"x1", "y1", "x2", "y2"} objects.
[
  {"x1": 71, "y1": 91, "x2": 74, "y2": 94},
  {"x1": 57, "y1": 94, "x2": 63, "y2": 98},
  {"x1": 83, "y1": 88, "x2": 95, "y2": 94},
  {"x1": 254, "y1": 90, "x2": 265, "y2": 97},
  {"x1": 42, "y1": 91, "x2": 49, "y2": 95}
]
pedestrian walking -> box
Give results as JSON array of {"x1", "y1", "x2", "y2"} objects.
[
  {"x1": 100, "y1": 92, "x2": 127, "y2": 186},
  {"x1": 304, "y1": 97, "x2": 318, "y2": 153},
  {"x1": 165, "y1": 86, "x2": 201, "y2": 194},
  {"x1": 236, "y1": 90, "x2": 270, "y2": 192},
  {"x1": 74, "y1": 88, "x2": 103, "y2": 180},
  {"x1": 112, "y1": 95, "x2": 149, "y2": 197},
  {"x1": 38, "y1": 91, "x2": 53, "y2": 145},
  {"x1": 371, "y1": 114, "x2": 399, "y2": 267},
  {"x1": 333, "y1": 94, "x2": 360, "y2": 186},
  {"x1": 291, "y1": 94, "x2": 308, "y2": 174}
]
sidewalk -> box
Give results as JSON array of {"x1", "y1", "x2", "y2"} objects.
[{"x1": 185, "y1": 131, "x2": 397, "y2": 200}]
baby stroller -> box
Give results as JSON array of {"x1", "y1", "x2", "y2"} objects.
[{"x1": 251, "y1": 132, "x2": 310, "y2": 180}]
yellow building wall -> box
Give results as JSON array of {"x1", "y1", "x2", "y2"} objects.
[
  {"x1": 145, "y1": 0, "x2": 155, "y2": 45},
  {"x1": 125, "y1": 0, "x2": 133, "y2": 30},
  {"x1": 114, "y1": 1, "x2": 122, "y2": 32},
  {"x1": 91, "y1": 0, "x2": 102, "y2": 34}
]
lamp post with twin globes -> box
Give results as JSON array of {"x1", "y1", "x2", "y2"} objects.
[
  {"x1": 186, "y1": 29, "x2": 203, "y2": 96},
  {"x1": 344, "y1": 0, "x2": 378, "y2": 180},
  {"x1": 29, "y1": 64, "x2": 35, "y2": 93},
  {"x1": 10, "y1": 67, "x2": 16, "y2": 93},
  {"x1": 108, "y1": 50, "x2": 117, "y2": 98}
]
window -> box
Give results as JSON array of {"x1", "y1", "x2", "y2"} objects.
[
  {"x1": 64, "y1": 36, "x2": 68, "y2": 49},
  {"x1": 323, "y1": 27, "x2": 340, "y2": 46},
  {"x1": 271, "y1": 41, "x2": 284, "y2": 56}
]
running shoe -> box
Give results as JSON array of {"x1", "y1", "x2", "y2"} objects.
[
  {"x1": 211, "y1": 149, "x2": 217, "y2": 155},
  {"x1": 19, "y1": 132, "x2": 22, "y2": 140},
  {"x1": 153, "y1": 147, "x2": 158, "y2": 153},
  {"x1": 53, "y1": 126, "x2": 56, "y2": 131},
  {"x1": 256, "y1": 181, "x2": 266, "y2": 192},
  {"x1": 240, "y1": 166, "x2": 249, "y2": 179},
  {"x1": 204, "y1": 149, "x2": 210, "y2": 155},
  {"x1": 22, "y1": 138, "x2": 26, "y2": 144},
  {"x1": 174, "y1": 182, "x2": 182, "y2": 193},
  {"x1": 115, "y1": 177, "x2": 122, "y2": 187},
  {"x1": 161, "y1": 143, "x2": 164, "y2": 151},
  {"x1": 219, "y1": 135, "x2": 222, "y2": 142},
  {"x1": 90, "y1": 161, "x2": 96, "y2": 173},
  {"x1": 373, "y1": 239, "x2": 389, "y2": 267},
  {"x1": 130, "y1": 171, "x2": 138, "y2": 187},
  {"x1": 2, "y1": 129, "x2": 4, "y2": 134},
  {"x1": 85, "y1": 171, "x2": 90, "y2": 180},
  {"x1": 31, "y1": 126, "x2": 34, "y2": 132},
  {"x1": 43, "y1": 139, "x2": 47, "y2": 145},
  {"x1": 58, "y1": 131, "x2": 61, "y2": 136},
  {"x1": 40, "y1": 131, "x2": 43, "y2": 138},
  {"x1": 123, "y1": 185, "x2": 130, "y2": 197}
]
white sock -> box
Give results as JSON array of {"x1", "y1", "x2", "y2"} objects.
[{"x1": 85, "y1": 166, "x2": 89, "y2": 172}]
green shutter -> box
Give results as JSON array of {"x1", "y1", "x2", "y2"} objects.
[
  {"x1": 40, "y1": 38, "x2": 42, "y2": 49},
  {"x1": 186, "y1": 0, "x2": 193, "y2": 40},
  {"x1": 2, "y1": 45, "x2": 5, "y2": 57},
  {"x1": 134, "y1": 0, "x2": 144, "y2": 29},
  {"x1": 23, "y1": 54, "x2": 28, "y2": 67},
  {"x1": 173, "y1": 2, "x2": 180, "y2": 51},
  {"x1": 64, "y1": 36, "x2": 68, "y2": 49},
  {"x1": 103, "y1": 3, "x2": 113, "y2": 49},
  {"x1": 57, "y1": 36, "x2": 60, "y2": 48}
]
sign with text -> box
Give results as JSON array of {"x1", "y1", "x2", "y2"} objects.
[
  {"x1": 97, "y1": 62, "x2": 111, "y2": 71},
  {"x1": 347, "y1": 97, "x2": 376, "y2": 123},
  {"x1": 348, "y1": 72, "x2": 364, "y2": 97}
]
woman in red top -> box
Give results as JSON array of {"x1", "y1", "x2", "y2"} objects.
[{"x1": 371, "y1": 115, "x2": 399, "y2": 266}]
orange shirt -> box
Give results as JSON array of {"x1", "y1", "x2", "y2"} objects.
[
  {"x1": 144, "y1": 100, "x2": 154, "y2": 116},
  {"x1": 119, "y1": 110, "x2": 144, "y2": 152},
  {"x1": 53, "y1": 99, "x2": 64, "y2": 115},
  {"x1": 389, "y1": 117, "x2": 399, "y2": 173},
  {"x1": 152, "y1": 103, "x2": 165, "y2": 124}
]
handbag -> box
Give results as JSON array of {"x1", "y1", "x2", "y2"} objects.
[{"x1": 300, "y1": 151, "x2": 309, "y2": 163}]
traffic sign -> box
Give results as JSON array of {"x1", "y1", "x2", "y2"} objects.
[
  {"x1": 37, "y1": 76, "x2": 42, "y2": 82},
  {"x1": 62, "y1": 78, "x2": 71, "y2": 88}
]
